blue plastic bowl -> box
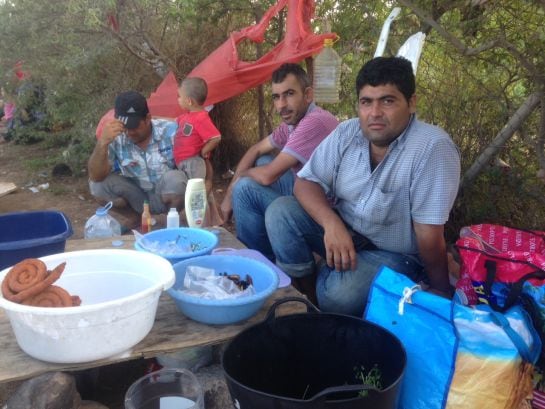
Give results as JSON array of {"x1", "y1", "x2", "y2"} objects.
[
  {"x1": 134, "y1": 227, "x2": 218, "y2": 265},
  {"x1": 168, "y1": 255, "x2": 279, "y2": 325}
]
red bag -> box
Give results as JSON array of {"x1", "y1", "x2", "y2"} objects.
[{"x1": 455, "y1": 224, "x2": 545, "y2": 310}]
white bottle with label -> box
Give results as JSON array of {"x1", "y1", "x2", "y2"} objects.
[
  {"x1": 185, "y1": 178, "x2": 207, "y2": 228},
  {"x1": 166, "y1": 208, "x2": 180, "y2": 228}
]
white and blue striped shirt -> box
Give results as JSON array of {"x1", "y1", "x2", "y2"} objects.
[{"x1": 298, "y1": 115, "x2": 460, "y2": 254}]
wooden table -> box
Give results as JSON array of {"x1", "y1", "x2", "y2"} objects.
[{"x1": 0, "y1": 227, "x2": 306, "y2": 383}]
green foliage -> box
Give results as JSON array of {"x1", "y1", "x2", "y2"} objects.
[
  {"x1": 0, "y1": 0, "x2": 544, "y2": 234},
  {"x1": 354, "y1": 364, "x2": 382, "y2": 397}
]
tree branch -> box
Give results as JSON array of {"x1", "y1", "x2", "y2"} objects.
[
  {"x1": 398, "y1": 0, "x2": 499, "y2": 56},
  {"x1": 460, "y1": 91, "x2": 542, "y2": 188},
  {"x1": 537, "y1": 92, "x2": 545, "y2": 170}
]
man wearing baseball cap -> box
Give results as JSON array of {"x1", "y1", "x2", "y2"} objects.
[{"x1": 88, "y1": 90, "x2": 186, "y2": 227}]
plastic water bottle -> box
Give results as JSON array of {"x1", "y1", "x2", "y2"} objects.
[
  {"x1": 313, "y1": 38, "x2": 342, "y2": 104},
  {"x1": 167, "y1": 208, "x2": 180, "y2": 228},
  {"x1": 84, "y1": 202, "x2": 122, "y2": 239}
]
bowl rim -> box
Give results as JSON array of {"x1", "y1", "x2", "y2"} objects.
[
  {"x1": 134, "y1": 227, "x2": 219, "y2": 259},
  {"x1": 167, "y1": 254, "x2": 280, "y2": 306},
  {"x1": 0, "y1": 249, "x2": 175, "y2": 315}
]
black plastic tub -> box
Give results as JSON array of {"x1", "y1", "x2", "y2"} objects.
[{"x1": 222, "y1": 297, "x2": 406, "y2": 409}]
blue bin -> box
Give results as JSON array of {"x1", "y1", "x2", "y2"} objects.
[
  {"x1": 0, "y1": 211, "x2": 73, "y2": 270},
  {"x1": 134, "y1": 227, "x2": 218, "y2": 265},
  {"x1": 168, "y1": 255, "x2": 279, "y2": 325}
]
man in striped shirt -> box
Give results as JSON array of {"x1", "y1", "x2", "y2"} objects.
[
  {"x1": 266, "y1": 57, "x2": 461, "y2": 315},
  {"x1": 220, "y1": 63, "x2": 338, "y2": 260}
]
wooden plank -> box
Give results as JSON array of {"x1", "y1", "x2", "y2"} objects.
[
  {"x1": 0, "y1": 182, "x2": 16, "y2": 198},
  {"x1": 0, "y1": 227, "x2": 308, "y2": 383}
]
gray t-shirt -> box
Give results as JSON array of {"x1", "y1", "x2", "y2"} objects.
[{"x1": 298, "y1": 115, "x2": 460, "y2": 254}]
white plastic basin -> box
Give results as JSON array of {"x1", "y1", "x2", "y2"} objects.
[{"x1": 0, "y1": 249, "x2": 175, "y2": 363}]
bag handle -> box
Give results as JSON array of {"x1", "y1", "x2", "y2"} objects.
[
  {"x1": 264, "y1": 297, "x2": 320, "y2": 324},
  {"x1": 486, "y1": 305, "x2": 536, "y2": 362},
  {"x1": 308, "y1": 383, "x2": 380, "y2": 403},
  {"x1": 484, "y1": 260, "x2": 545, "y2": 312}
]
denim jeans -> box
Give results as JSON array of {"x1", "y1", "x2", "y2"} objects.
[
  {"x1": 232, "y1": 155, "x2": 294, "y2": 260},
  {"x1": 89, "y1": 170, "x2": 187, "y2": 214},
  {"x1": 265, "y1": 196, "x2": 424, "y2": 317}
]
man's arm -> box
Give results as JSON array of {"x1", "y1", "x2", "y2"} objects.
[
  {"x1": 413, "y1": 222, "x2": 453, "y2": 298},
  {"x1": 294, "y1": 177, "x2": 357, "y2": 272},
  {"x1": 200, "y1": 136, "x2": 221, "y2": 159},
  {"x1": 88, "y1": 119, "x2": 123, "y2": 182},
  {"x1": 220, "y1": 136, "x2": 292, "y2": 219}
]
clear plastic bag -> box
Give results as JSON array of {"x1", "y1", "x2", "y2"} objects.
[{"x1": 179, "y1": 266, "x2": 255, "y2": 300}]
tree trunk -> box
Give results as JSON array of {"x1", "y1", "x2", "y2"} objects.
[
  {"x1": 460, "y1": 91, "x2": 542, "y2": 188},
  {"x1": 537, "y1": 93, "x2": 545, "y2": 170}
]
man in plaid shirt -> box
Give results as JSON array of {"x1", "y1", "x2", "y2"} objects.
[{"x1": 88, "y1": 91, "x2": 186, "y2": 226}]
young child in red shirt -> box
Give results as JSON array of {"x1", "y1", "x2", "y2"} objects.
[{"x1": 174, "y1": 77, "x2": 221, "y2": 180}]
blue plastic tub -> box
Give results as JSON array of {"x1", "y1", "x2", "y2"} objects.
[
  {"x1": 168, "y1": 254, "x2": 279, "y2": 325},
  {"x1": 0, "y1": 211, "x2": 73, "y2": 270},
  {"x1": 134, "y1": 227, "x2": 219, "y2": 265}
]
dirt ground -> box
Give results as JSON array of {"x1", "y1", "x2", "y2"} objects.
[
  {"x1": 0, "y1": 135, "x2": 234, "y2": 407},
  {"x1": 0, "y1": 137, "x2": 233, "y2": 238}
]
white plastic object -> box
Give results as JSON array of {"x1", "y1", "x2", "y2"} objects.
[
  {"x1": 0, "y1": 249, "x2": 175, "y2": 363},
  {"x1": 374, "y1": 7, "x2": 401, "y2": 58},
  {"x1": 84, "y1": 201, "x2": 122, "y2": 239},
  {"x1": 167, "y1": 208, "x2": 180, "y2": 229},
  {"x1": 313, "y1": 38, "x2": 342, "y2": 104},
  {"x1": 185, "y1": 178, "x2": 207, "y2": 228},
  {"x1": 156, "y1": 346, "x2": 213, "y2": 372},
  {"x1": 396, "y1": 32, "x2": 426, "y2": 75}
]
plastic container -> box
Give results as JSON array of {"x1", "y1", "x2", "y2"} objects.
[
  {"x1": 156, "y1": 346, "x2": 213, "y2": 372},
  {"x1": 0, "y1": 210, "x2": 73, "y2": 270},
  {"x1": 313, "y1": 38, "x2": 342, "y2": 104},
  {"x1": 168, "y1": 254, "x2": 279, "y2": 325},
  {"x1": 84, "y1": 202, "x2": 122, "y2": 239},
  {"x1": 134, "y1": 227, "x2": 218, "y2": 265},
  {"x1": 0, "y1": 249, "x2": 175, "y2": 363},
  {"x1": 167, "y1": 208, "x2": 180, "y2": 229},
  {"x1": 125, "y1": 368, "x2": 204, "y2": 409},
  {"x1": 185, "y1": 178, "x2": 207, "y2": 228},
  {"x1": 222, "y1": 298, "x2": 406, "y2": 409}
]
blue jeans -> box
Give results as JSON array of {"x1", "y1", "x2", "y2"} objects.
[
  {"x1": 265, "y1": 196, "x2": 425, "y2": 317},
  {"x1": 232, "y1": 155, "x2": 294, "y2": 260}
]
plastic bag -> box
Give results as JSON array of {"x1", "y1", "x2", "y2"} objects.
[
  {"x1": 364, "y1": 266, "x2": 540, "y2": 409},
  {"x1": 455, "y1": 224, "x2": 545, "y2": 310},
  {"x1": 179, "y1": 266, "x2": 255, "y2": 300}
]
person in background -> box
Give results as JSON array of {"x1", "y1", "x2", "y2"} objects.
[
  {"x1": 265, "y1": 57, "x2": 461, "y2": 315},
  {"x1": 174, "y1": 77, "x2": 221, "y2": 190},
  {"x1": 220, "y1": 63, "x2": 338, "y2": 261},
  {"x1": 88, "y1": 90, "x2": 185, "y2": 228},
  {"x1": 0, "y1": 86, "x2": 17, "y2": 142}
]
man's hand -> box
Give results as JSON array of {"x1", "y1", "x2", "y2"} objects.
[
  {"x1": 100, "y1": 119, "x2": 125, "y2": 146},
  {"x1": 323, "y1": 219, "x2": 358, "y2": 272}
]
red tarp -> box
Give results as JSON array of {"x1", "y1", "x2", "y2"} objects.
[
  {"x1": 97, "y1": 0, "x2": 336, "y2": 136},
  {"x1": 147, "y1": 0, "x2": 336, "y2": 117}
]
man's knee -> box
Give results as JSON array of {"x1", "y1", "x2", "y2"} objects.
[
  {"x1": 316, "y1": 263, "x2": 374, "y2": 316},
  {"x1": 232, "y1": 176, "x2": 258, "y2": 201},
  {"x1": 265, "y1": 196, "x2": 299, "y2": 230}
]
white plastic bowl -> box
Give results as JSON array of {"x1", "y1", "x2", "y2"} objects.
[{"x1": 0, "y1": 249, "x2": 175, "y2": 363}]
